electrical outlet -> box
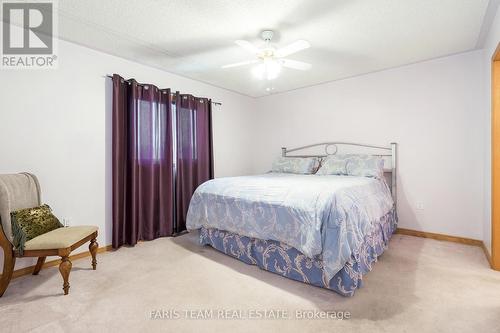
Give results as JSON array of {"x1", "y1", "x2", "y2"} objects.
[{"x1": 416, "y1": 202, "x2": 424, "y2": 210}]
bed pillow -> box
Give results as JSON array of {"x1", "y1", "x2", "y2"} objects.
[
  {"x1": 345, "y1": 154, "x2": 385, "y2": 179},
  {"x1": 271, "y1": 157, "x2": 319, "y2": 174},
  {"x1": 11, "y1": 204, "x2": 63, "y2": 255},
  {"x1": 316, "y1": 154, "x2": 385, "y2": 179},
  {"x1": 315, "y1": 155, "x2": 349, "y2": 175}
]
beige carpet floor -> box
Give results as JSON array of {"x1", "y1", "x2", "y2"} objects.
[{"x1": 1, "y1": 233, "x2": 499, "y2": 333}]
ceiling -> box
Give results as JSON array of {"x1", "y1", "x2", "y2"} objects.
[{"x1": 56, "y1": 0, "x2": 491, "y2": 97}]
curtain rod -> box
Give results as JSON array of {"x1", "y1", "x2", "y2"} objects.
[{"x1": 104, "y1": 75, "x2": 222, "y2": 106}]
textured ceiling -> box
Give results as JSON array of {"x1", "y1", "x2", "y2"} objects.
[{"x1": 56, "y1": 0, "x2": 490, "y2": 97}]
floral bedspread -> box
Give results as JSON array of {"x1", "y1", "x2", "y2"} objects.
[{"x1": 186, "y1": 173, "x2": 394, "y2": 281}]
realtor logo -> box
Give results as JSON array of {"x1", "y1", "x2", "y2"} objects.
[{"x1": 1, "y1": 1, "x2": 58, "y2": 68}]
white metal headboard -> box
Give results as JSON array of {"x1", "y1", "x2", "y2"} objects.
[{"x1": 281, "y1": 142, "x2": 397, "y2": 206}]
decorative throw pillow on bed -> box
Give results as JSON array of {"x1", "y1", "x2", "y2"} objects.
[
  {"x1": 271, "y1": 157, "x2": 319, "y2": 174},
  {"x1": 316, "y1": 154, "x2": 384, "y2": 179},
  {"x1": 11, "y1": 204, "x2": 63, "y2": 255}
]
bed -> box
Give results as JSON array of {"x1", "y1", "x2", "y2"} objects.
[{"x1": 186, "y1": 142, "x2": 397, "y2": 296}]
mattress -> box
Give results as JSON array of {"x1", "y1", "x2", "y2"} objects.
[{"x1": 186, "y1": 172, "x2": 395, "y2": 282}]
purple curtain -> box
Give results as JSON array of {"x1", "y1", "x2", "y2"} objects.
[
  {"x1": 112, "y1": 74, "x2": 174, "y2": 248},
  {"x1": 175, "y1": 93, "x2": 214, "y2": 233}
]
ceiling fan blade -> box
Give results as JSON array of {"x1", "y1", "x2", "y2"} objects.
[
  {"x1": 275, "y1": 40, "x2": 311, "y2": 58},
  {"x1": 235, "y1": 40, "x2": 260, "y2": 54},
  {"x1": 221, "y1": 59, "x2": 258, "y2": 69},
  {"x1": 281, "y1": 59, "x2": 312, "y2": 71}
]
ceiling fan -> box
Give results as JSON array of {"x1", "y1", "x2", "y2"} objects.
[{"x1": 222, "y1": 30, "x2": 312, "y2": 81}]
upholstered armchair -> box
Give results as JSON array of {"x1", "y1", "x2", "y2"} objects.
[{"x1": 0, "y1": 173, "x2": 99, "y2": 296}]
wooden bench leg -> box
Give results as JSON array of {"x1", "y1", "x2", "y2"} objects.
[
  {"x1": 0, "y1": 246, "x2": 15, "y2": 297},
  {"x1": 33, "y1": 256, "x2": 46, "y2": 275},
  {"x1": 89, "y1": 238, "x2": 98, "y2": 270},
  {"x1": 59, "y1": 256, "x2": 72, "y2": 295}
]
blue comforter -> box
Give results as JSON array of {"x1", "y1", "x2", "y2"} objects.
[{"x1": 186, "y1": 173, "x2": 394, "y2": 281}]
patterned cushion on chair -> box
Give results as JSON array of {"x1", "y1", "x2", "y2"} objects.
[{"x1": 11, "y1": 204, "x2": 63, "y2": 255}]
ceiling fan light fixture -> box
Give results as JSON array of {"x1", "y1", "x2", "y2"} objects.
[
  {"x1": 252, "y1": 59, "x2": 281, "y2": 80},
  {"x1": 265, "y1": 59, "x2": 281, "y2": 80},
  {"x1": 224, "y1": 30, "x2": 311, "y2": 82},
  {"x1": 251, "y1": 63, "x2": 265, "y2": 80}
]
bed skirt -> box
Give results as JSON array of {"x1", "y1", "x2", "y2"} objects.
[{"x1": 198, "y1": 207, "x2": 397, "y2": 297}]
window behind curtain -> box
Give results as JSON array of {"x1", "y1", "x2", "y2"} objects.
[
  {"x1": 177, "y1": 103, "x2": 197, "y2": 160},
  {"x1": 137, "y1": 99, "x2": 168, "y2": 163}
]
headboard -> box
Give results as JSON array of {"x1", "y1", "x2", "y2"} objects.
[{"x1": 281, "y1": 142, "x2": 397, "y2": 206}]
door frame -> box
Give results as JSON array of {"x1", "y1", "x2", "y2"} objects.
[{"x1": 491, "y1": 44, "x2": 500, "y2": 270}]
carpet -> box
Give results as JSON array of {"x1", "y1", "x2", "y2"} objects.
[{"x1": 1, "y1": 233, "x2": 499, "y2": 333}]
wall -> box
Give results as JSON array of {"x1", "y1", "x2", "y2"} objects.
[
  {"x1": 252, "y1": 50, "x2": 485, "y2": 240},
  {"x1": 0, "y1": 36, "x2": 256, "y2": 270}
]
